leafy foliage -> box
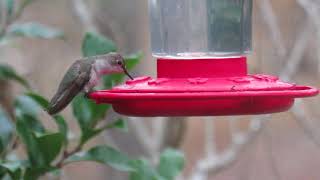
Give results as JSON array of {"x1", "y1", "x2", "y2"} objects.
[
  {"x1": 157, "y1": 149, "x2": 185, "y2": 180},
  {"x1": 66, "y1": 145, "x2": 134, "y2": 171},
  {"x1": 5, "y1": 0, "x2": 14, "y2": 19},
  {"x1": 8, "y1": 23, "x2": 64, "y2": 39},
  {"x1": 0, "y1": 64, "x2": 30, "y2": 88},
  {"x1": 25, "y1": 92, "x2": 68, "y2": 145},
  {"x1": 0, "y1": 1, "x2": 185, "y2": 178},
  {"x1": 105, "y1": 118, "x2": 128, "y2": 132},
  {"x1": 15, "y1": 117, "x2": 46, "y2": 167},
  {"x1": 0, "y1": 106, "x2": 13, "y2": 154},
  {"x1": 0, "y1": 161, "x2": 24, "y2": 180},
  {"x1": 129, "y1": 159, "x2": 161, "y2": 180},
  {"x1": 129, "y1": 149, "x2": 185, "y2": 180},
  {"x1": 82, "y1": 31, "x2": 117, "y2": 57}
]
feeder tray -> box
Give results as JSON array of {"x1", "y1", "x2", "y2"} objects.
[{"x1": 89, "y1": 57, "x2": 318, "y2": 117}]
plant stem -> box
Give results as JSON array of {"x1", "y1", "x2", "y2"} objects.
[
  {"x1": 0, "y1": 0, "x2": 31, "y2": 38},
  {"x1": 56, "y1": 143, "x2": 83, "y2": 168}
]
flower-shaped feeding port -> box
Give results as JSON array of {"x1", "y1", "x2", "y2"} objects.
[{"x1": 89, "y1": 0, "x2": 318, "y2": 117}]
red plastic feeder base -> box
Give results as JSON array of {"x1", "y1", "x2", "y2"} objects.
[{"x1": 89, "y1": 57, "x2": 318, "y2": 117}]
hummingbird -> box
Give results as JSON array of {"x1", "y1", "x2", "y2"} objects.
[{"x1": 47, "y1": 52, "x2": 133, "y2": 115}]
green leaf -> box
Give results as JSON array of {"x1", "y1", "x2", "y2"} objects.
[
  {"x1": 157, "y1": 149, "x2": 185, "y2": 180},
  {"x1": 72, "y1": 95, "x2": 110, "y2": 145},
  {"x1": 66, "y1": 145, "x2": 134, "y2": 172},
  {"x1": 124, "y1": 52, "x2": 143, "y2": 70},
  {"x1": 5, "y1": 0, "x2": 14, "y2": 18},
  {"x1": 105, "y1": 118, "x2": 128, "y2": 132},
  {"x1": 91, "y1": 103, "x2": 110, "y2": 122},
  {"x1": 82, "y1": 31, "x2": 117, "y2": 57},
  {"x1": 0, "y1": 36, "x2": 13, "y2": 46},
  {"x1": 0, "y1": 161, "x2": 23, "y2": 180},
  {"x1": 17, "y1": 114, "x2": 45, "y2": 134},
  {"x1": 0, "y1": 64, "x2": 30, "y2": 88},
  {"x1": 0, "y1": 106, "x2": 13, "y2": 154},
  {"x1": 80, "y1": 128, "x2": 103, "y2": 146},
  {"x1": 14, "y1": 95, "x2": 40, "y2": 118},
  {"x1": 8, "y1": 22, "x2": 64, "y2": 39},
  {"x1": 16, "y1": 118, "x2": 46, "y2": 166},
  {"x1": 0, "y1": 167, "x2": 6, "y2": 179},
  {"x1": 24, "y1": 166, "x2": 56, "y2": 180},
  {"x1": 16, "y1": 114, "x2": 62, "y2": 179},
  {"x1": 22, "y1": 0, "x2": 35, "y2": 7},
  {"x1": 129, "y1": 159, "x2": 163, "y2": 180},
  {"x1": 52, "y1": 115, "x2": 68, "y2": 146},
  {"x1": 25, "y1": 92, "x2": 68, "y2": 145},
  {"x1": 72, "y1": 95, "x2": 93, "y2": 130},
  {"x1": 36, "y1": 132, "x2": 63, "y2": 164},
  {"x1": 25, "y1": 92, "x2": 49, "y2": 109},
  {"x1": 14, "y1": 95, "x2": 45, "y2": 133},
  {"x1": 78, "y1": 119, "x2": 127, "y2": 144}
]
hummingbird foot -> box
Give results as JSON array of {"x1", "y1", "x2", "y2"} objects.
[
  {"x1": 83, "y1": 88, "x2": 95, "y2": 99},
  {"x1": 84, "y1": 92, "x2": 90, "y2": 99}
]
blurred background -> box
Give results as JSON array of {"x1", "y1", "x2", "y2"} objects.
[{"x1": 1, "y1": 0, "x2": 320, "y2": 179}]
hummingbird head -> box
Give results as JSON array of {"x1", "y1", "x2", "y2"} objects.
[{"x1": 107, "y1": 53, "x2": 134, "y2": 80}]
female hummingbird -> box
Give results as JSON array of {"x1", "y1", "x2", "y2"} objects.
[{"x1": 47, "y1": 52, "x2": 133, "y2": 115}]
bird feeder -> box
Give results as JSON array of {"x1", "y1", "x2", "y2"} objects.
[{"x1": 89, "y1": 0, "x2": 318, "y2": 117}]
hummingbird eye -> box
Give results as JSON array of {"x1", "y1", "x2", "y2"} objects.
[{"x1": 117, "y1": 60, "x2": 123, "y2": 66}]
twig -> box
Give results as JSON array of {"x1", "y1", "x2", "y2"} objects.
[
  {"x1": 258, "y1": 0, "x2": 286, "y2": 57},
  {"x1": 0, "y1": 0, "x2": 31, "y2": 37},
  {"x1": 160, "y1": 117, "x2": 187, "y2": 150},
  {"x1": 279, "y1": 20, "x2": 313, "y2": 81},
  {"x1": 296, "y1": 0, "x2": 320, "y2": 75},
  {"x1": 131, "y1": 117, "x2": 155, "y2": 152},
  {"x1": 56, "y1": 143, "x2": 83, "y2": 168},
  {"x1": 190, "y1": 116, "x2": 269, "y2": 180},
  {"x1": 263, "y1": 126, "x2": 282, "y2": 180},
  {"x1": 204, "y1": 117, "x2": 217, "y2": 159},
  {"x1": 152, "y1": 117, "x2": 167, "y2": 155},
  {"x1": 70, "y1": 0, "x2": 98, "y2": 33},
  {"x1": 291, "y1": 99, "x2": 320, "y2": 147},
  {"x1": 0, "y1": 0, "x2": 5, "y2": 33}
]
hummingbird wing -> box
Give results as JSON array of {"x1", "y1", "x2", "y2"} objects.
[{"x1": 47, "y1": 60, "x2": 93, "y2": 115}]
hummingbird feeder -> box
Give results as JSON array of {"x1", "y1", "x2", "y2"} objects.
[{"x1": 89, "y1": 0, "x2": 318, "y2": 117}]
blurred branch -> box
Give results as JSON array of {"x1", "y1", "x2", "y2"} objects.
[
  {"x1": 291, "y1": 99, "x2": 320, "y2": 147},
  {"x1": 0, "y1": 1, "x2": 5, "y2": 33},
  {"x1": 0, "y1": 0, "x2": 30, "y2": 37},
  {"x1": 128, "y1": 117, "x2": 156, "y2": 156},
  {"x1": 160, "y1": 117, "x2": 187, "y2": 150},
  {"x1": 258, "y1": 0, "x2": 286, "y2": 57},
  {"x1": 190, "y1": 116, "x2": 269, "y2": 180},
  {"x1": 278, "y1": 0, "x2": 320, "y2": 149},
  {"x1": 279, "y1": 20, "x2": 313, "y2": 81},
  {"x1": 70, "y1": 0, "x2": 98, "y2": 33},
  {"x1": 296, "y1": 0, "x2": 320, "y2": 74},
  {"x1": 129, "y1": 117, "x2": 187, "y2": 162},
  {"x1": 204, "y1": 117, "x2": 217, "y2": 158},
  {"x1": 152, "y1": 117, "x2": 166, "y2": 155},
  {"x1": 0, "y1": 80, "x2": 14, "y2": 119},
  {"x1": 264, "y1": 127, "x2": 282, "y2": 180}
]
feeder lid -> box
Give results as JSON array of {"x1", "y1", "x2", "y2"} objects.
[{"x1": 89, "y1": 75, "x2": 318, "y2": 117}]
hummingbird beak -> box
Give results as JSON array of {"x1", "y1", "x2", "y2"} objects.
[{"x1": 121, "y1": 65, "x2": 134, "y2": 80}]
